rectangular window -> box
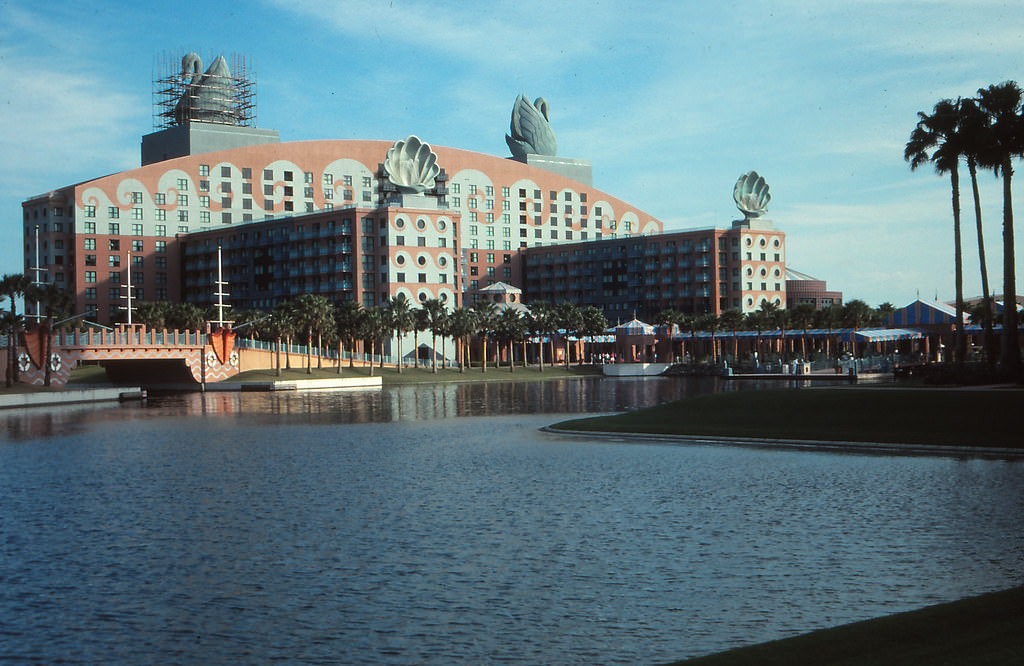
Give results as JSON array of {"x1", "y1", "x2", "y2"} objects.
[
  {"x1": 155, "y1": 240, "x2": 166, "y2": 252},
  {"x1": 131, "y1": 208, "x2": 143, "y2": 220},
  {"x1": 200, "y1": 211, "x2": 210, "y2": 224},
  {"x1": 199, "y1": 180, "x2": 210, "y2": 192},
  {"x1": 155, "y1": 256, "x2": 167, "y2": 269},
  {"x1": 85, "y1": 205, "x2": 96, "y2": 218},
  {"x1": 221, "y1": 197, "x2": 231, "y2": 208},
  {"x1": 343, "y1": 175, "x2": 352, "y2": 186},
  {"x1": 84, "y1": 238, "x2": 96, "y2": 250},
  {"x1": 199, "y1": 164, "x2": 210, "y2": 176},
  {"x1": 155, "y1": 209, "x2": 166, "y2": 222},
  {"x1": 85, "y1": 270, "x2": 96, "y2": 283},
  {"x1": 108, "y1": 206, "x2": 119, "y2": 219},
  {"x1": 323, "y1": 173, "x2": 333, "y2": 185},
  {"x1": 200, "y1": 195, "x2": 210, "y2": 208},
  {"x1": 131, "y1": 240, "x2": 143, "y2": 252},
  {"x1": 418, "y1": 273, "x2": 427, "y2": 283},
  {"x1": 108, "y1": 255, "x2": 120, "y2": 267},
  {"x1": 178, "y1": 210, "x2": 188, "y2": 222},
  {"x1": 154, "y1": 193, "x2": 166, "y2": 205},
  {"x1": 177, "y1": 178, "x2": 188, "y2": 191},
  {"x1": 85, "y1": 254, "x2": 96, "y2": 266}
]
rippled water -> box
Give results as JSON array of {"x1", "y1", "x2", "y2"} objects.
[{"x1": 2, "y1": 377, "x2": 1022, "y2": 664}]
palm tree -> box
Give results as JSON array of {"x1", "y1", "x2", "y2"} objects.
[
  {"x1": 697, "y1": 313, "x2": 720, "y2": 363},
  {"x1": 334, "y1": 300, "x2": 362, "y2": 371},
  {"x1": 527, "y1": 300, "x2": 554, "y2": 370},
  {"x1": 271, "y1": 302, "x2": 296, "y2": 374},
  {"x1": 387, "y1": 296, "x2": 415, "y2": 372},
  {"x1": 555, "y1": 301, "x2": 582, "y2": 368},
  {"x1": 842, "y1": 299, "x2": 873, "y2": 359},
  {"x1": 446, "y1": 307, "x2": 476, "y2": 372},
  {"x1": 958, "y1": 98, "x2": 997, "y2": 367},
  {"x1": 816, "y1": 304, "x2": 843, "y2": 364},
  {"x1": 34, "y1": 283, "x2": 73, "y2": 386},
  {"x1": 0, "y1": 273, "x2": 30, "y2": 386},
  {"x1": 789, "y1": 303, "x2": 816, "y2": 360},
  {"x1": 577, "y1": 305, "x2": 608, "y2": 365},
  {"x1": 421, "y1": 298, "x2": 447, "y2": 373},
  {"x1": 292, "y1": 294, "x2": 334, "y2": 374},
  {"x1": 495, "y1": 307, "x2": 525, "y2": 372},
  {"x1": 472, "y1": 300, "x2": 498, "y2": 372},
  {"x1": 745, "y1": 309, "x2": 767, "y2": 365},
  {"x1": 905, "y1": 97, "x2": 966, "y2": 369},
  {"x1": 360, "y1": 306, "x2": 389, "y2": 375},
  {"x1": 718, "y1": 309, "x2": 744, "y2": 364},
  {"x1": 975, "y1": 81, "x2": 1023, "y2": 376}
]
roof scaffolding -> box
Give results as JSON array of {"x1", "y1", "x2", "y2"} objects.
[{"x1": 152, "y1": 50, "x2": 257, "y2": 129}]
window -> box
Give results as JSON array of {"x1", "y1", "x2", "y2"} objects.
[
  {"x1": 85, "y1": 205, "x2": 96, "y2": 218},
  {"x1": 178, "y1": 210, "x2": 188, "y2": 222},
  {"x1": 108, "y1": 206, "x2": 119, "y2": 219},
  {"x1": 85, "y1": 254, "x2": 96, "y2": 266},
  {"x1": 323, "y1": 173, "x2": 334, "y2": 185},
  {"x1": 200, "y1": 211, "x2": 210, "y2": 224},
  {"x1": 199, "y1": 165, "x2": 210, "y2": 176},
  {"x1": 108, "y1": 255, "x2": 120, "y2": 267},
  {"x1": 177, "y1": 178, "x2": 188, "y2": 191},
  {"x1": 155, "y1": 256, "x2": 167, "y2": 269},
  {"x1": 84, "y1": 221, "x2": 96, "y2": 233},
  {"x1": 178, "y1": 225, "x2": 188, "y2": 233},
  {"x1": 343, "y1": 175, "x2": 352, "y2": 186},
  {"x1": 155, "y1": 210, "x2": 166, "y2": 222},
  {"x1": 154, "y1": 193, "x2": 166, "y2": 206},
  {"x1": 109, "y1": 223, "x2": 120, "y2": 235},
  {"x1": 451, "y1": 183, "x2": 460, "y2": 194},
  {"x1": 85, "y1": 271, "x2": 96, "y2": 283},
  {"x1": 418, "y1": 273, "x2": 427, "y2": 283},
  {"x1": 109, "y1": 287, "x2": 120, "y2": 300},
  {"x1": 133, "y1": 271, "x2": 144, "y2": 284},
  {"x1": 362, "y1": 176, "x2": 372, "y2": 187},
  {"x1": 131, "y1": 240, "x2": 143, "y2": 252},
  {"x1": 200, "y1": 195, "x2": 210, "y2": 208},
  {"x1": 199, "y1": 180, "x2": 209, "y2": 192}
]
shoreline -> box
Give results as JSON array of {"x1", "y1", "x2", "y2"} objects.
[{"x1": 542, "y1": 425, "x2": 1024, "y2": 460}]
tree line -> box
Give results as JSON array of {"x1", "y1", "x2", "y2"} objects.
[
  {"x1": 905, "y1": 80, "x2": 1023, "y2": 378},
  {"x1": 127, "y1": 296, "x2": 609, "y2": 376}
]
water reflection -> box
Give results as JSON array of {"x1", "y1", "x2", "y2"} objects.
[{"x1": 4, "y1": 376, "x2": 765, "y2": 439}]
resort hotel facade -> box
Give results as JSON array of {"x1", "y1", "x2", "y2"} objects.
[{"x1": 21, "y1": 51, "x2": 801, "y2": 330}]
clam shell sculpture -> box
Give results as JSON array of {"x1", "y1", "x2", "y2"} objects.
[
  {"x1": 733, "y1": 171, "x2": 771, "y2": 218},
  {"x1": 383, "y1": 135, "x2": 440, "y2": 194}
]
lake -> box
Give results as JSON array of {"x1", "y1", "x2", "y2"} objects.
[{"x1": 2, "y1": 376, "x2": 1022, "y2": 664}]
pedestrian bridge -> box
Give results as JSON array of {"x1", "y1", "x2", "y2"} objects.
[{"x1": 16, "y1": 325, "x2": 243, "y2": 386}]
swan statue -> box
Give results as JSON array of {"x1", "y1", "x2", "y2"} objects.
[
  {"x1": 506, "y1": 94, "x2": 557, "y2": 160},
  {"x1": 174, "y1": 53, "x2": 236, "y2": 125}
]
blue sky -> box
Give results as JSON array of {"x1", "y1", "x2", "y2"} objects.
[{"x1": 2, "y1": 0, "x2": 1023, "y2": 309}]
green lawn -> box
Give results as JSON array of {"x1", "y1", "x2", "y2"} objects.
[
  {"x1": 552, "y1": 386, "x2": 1024, "y2": 449},
  {"x1": 673, "y1": 585, "x2": 1024, "y2": 665},
  {"x1": 226, "y1": 363, "x2": 602, "y2": 386}
]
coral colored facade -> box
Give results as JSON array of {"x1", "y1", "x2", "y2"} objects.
[{"x1": 23, "y1": 138, "x2": 665, "y2": 320}]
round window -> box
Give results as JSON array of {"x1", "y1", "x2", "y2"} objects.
[
  {"x1": 773, "y1": 238, "x2": 781, "y2": 248},
  {"x1": 417, "y1": 255, "x2": 426, "y2": 266},
  {"x1": 760, "y1": 268, "x2": 767, "y2": 277},
  {"x1": 759, "y1": 238, "x2": 767, "y2": 247},
  {"x1": 438, "y1": 256, "x2": 447, "y2": 267},
  {"x1": 418, "y1": 292, "x2": 427, "y2": 302},
  {"x1": 438, "y1": 220, "x2": 446, "y2": 231},
  {"x1": 774, "y1": 268, "x2": 781, "y2": 277},
  {"x1": 440, "y1": 293, "x2": 448, "y2": 303},
  {"x1": 395, "y1": 218, "x2": 405, "y2": 229},
  {"x1": 396, "y1": 255, "x2": 405, "y2": 265},
  {"x1": 416, "y1": 218, "x2": 426, "y2": 230},
  {"x1": 745, "y1": 237, "x2": 752, "y2": 247},
  {"x1": 746, "y1": 267, "x2": 753, "y2": 276}
]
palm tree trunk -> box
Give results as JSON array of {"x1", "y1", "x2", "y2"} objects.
[
  {"x1": 968, "y1": 160, "x2": 997, "y2": 369},
  {"x1": 276, "y1": 337, "x2": 282, "y2": 376},
  {"x1": 337, "y1": 340, "x2": 343, "y2": 375},
  {"x1": 306, "y1": 331, "x2": 313, "y2": 374},
  {"x1": 43, "y1": 324, "x2": 53, "y2": 386},
  {"x1": 482, "y1": 338, "x2": 487, "y2": 373},
  {"x1": 431, "y1": 333, "x2": 437, "y2": 373},
  {"x1": 368, "y1": 340, "x2": 374, "y2": 376},
  {"x1": 950, "y1": 168, "x2": 966, "y2": 371},
  {"x1": 999, "y1": 160, "x2": 1021, "y2": 375}
]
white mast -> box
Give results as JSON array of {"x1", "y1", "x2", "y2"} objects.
[
  {"x1": 122, "y1": 253, "x2": 134, "y2": 326},
  {"x1": 214, "y1": 244, "x2": 231, "y2": 327}
]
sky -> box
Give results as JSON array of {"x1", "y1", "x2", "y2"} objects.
[{"x1": 2, "y1": 0, "x2": 1023, "y2": 309}]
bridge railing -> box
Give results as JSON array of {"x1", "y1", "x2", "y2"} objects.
[{"x1": 54, "y1": 328, "x2": 204, "y2": 347}]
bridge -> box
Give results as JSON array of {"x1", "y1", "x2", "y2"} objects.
[{"x1": 12, "y1": 325, "x2": 244, "y2": 386}]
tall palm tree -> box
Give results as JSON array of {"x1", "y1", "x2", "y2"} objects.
[
  {"x1": 0, "y1": 273, "x2": 30, "y2": 386},
  {"x1": 271, "y1": 302, "x2": 296, "y2": 374},
  {"x1": 958, "y1": 98, "x2": 997, "y2": 367},
  {"x1": 745, "y1": 309, "x2": 767, "y2": 365},
  {"x1": 815, "y1": 304, "x2": 843, "y2": 363},
  {"x1": 906, "y1": 97, "x2": 966, "y2": 369},
  {"x1": 421, "y1": 298, "x2": 447, "y2": 373},
  {"x1": 975, "y1": 81, "x2": 1023, "y2": 376},
  {"x1": 387, "y1": 296, "x2": 415, "y2": 373},
  {"x1": 472, "y1": 300, "x2": 498, "y2": 372}
]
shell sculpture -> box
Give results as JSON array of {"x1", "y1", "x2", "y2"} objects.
[
  {"x1": 506, "y1": 94, "x2": 558, "y2": 160},
  {"x1": 733, "y1": 171, "x2": 771, "y2": 218},
  {"x1": 383, "y1": 135, "x2": 441, "y2": 194}
]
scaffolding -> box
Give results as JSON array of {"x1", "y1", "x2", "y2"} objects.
[{"x1": 152, "y1": 50, "x2": 256, "y2": 129}]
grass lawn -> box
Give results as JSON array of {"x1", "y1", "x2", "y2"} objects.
[
  {"x1": 552, "y1": 386, "x2": 1024, "y2": 449},
  {"x1": 225, "y1": 363, "x2": 602, "y2": 386},
  {"x1": 673, "y1": 585, "x2": 1024, "y2": 665}
]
